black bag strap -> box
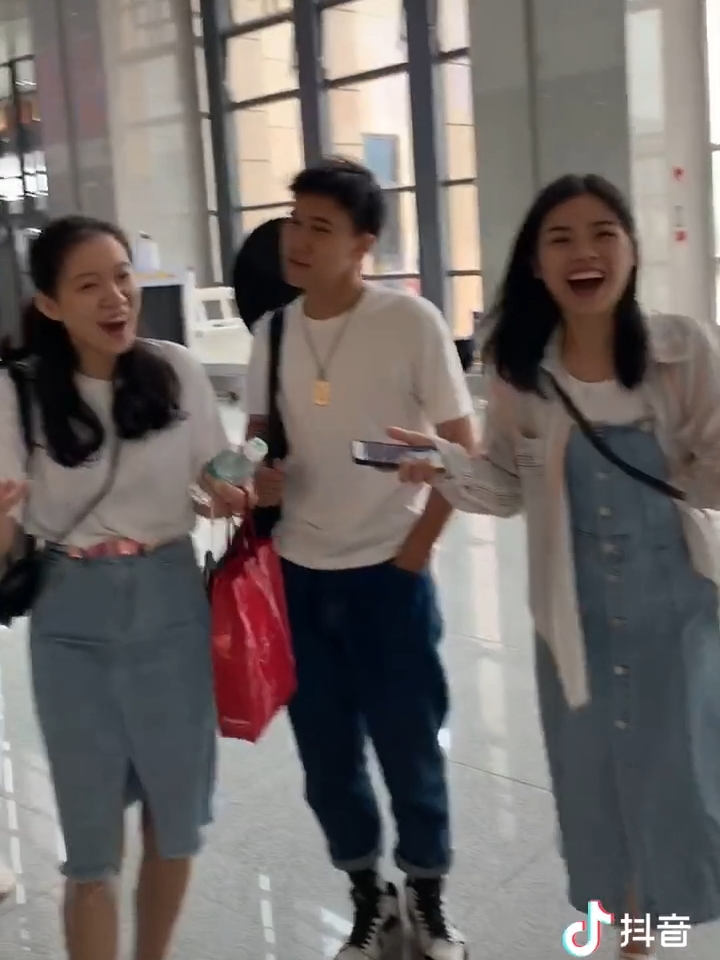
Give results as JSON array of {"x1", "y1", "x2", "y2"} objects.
[
  {"x1": 54, "y1": 438, "x2": 122, "y2": 543},
  {"x1": 265, "y1": 308, "x2": 288, "y2": 463},
  {"x1": 3, "y1": 357, "x2": 123, "y2": 542},
  {"x1": 546, "y1": 372, "x2": 685, "y2": 502}
]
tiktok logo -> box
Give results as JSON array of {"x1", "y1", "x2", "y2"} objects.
[{"x1": 562, "y1": 901, "x2": 615, "y2": 956}]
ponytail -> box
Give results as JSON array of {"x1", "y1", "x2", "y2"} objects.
[
  {"x1": 31, "y1": 305, "x2": 104, "y2": 464},
  {"x1": 20, "y1": 300, "x2": 67, "y2": 356},
  {"x1": 0, "y1": 302, "x2": 37, "y2": 366},
  {"x1": 1, "y1": 301, "x2": 66, "y2": 363}
]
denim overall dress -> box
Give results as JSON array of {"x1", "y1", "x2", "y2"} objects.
[{"x1": 535, "y1": 422, "x2": 720, "y2": 923}]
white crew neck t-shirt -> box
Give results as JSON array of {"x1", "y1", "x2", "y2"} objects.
[
  {"x1": 244, "y1": 286, "x2": 474, "y2": 570},
  {"x1": 560, "y1": 371, "x2": 647, "y2": 425},
  {"x1": 0, "y1": 340, "x2": 229, "y2": 547}
]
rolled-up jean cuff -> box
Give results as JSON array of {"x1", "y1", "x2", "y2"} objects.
[
  {"x1": 395, "y1": 854, "x2": 450, "y2": 879},
  {"x1": 332, "y1": 850, "x2": 380, "y2": 874}
]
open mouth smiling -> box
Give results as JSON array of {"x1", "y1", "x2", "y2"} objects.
[{"x1": 566, "y1": 270, "x2": 605, "y2": 295}]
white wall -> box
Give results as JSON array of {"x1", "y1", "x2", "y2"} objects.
[
  {"x1": 628, "y1": 0, "x2": 713, "y2": 322},
  {"x1": 468, "y1": 0, "x2": 714, "y2": 324}
]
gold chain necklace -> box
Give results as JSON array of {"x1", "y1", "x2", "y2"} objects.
[{"x1": 300, "y1": 291, "x2": 365, "y2": 407}]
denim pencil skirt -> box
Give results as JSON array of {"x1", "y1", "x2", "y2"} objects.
[{"x1": 29, "y1": 537, "x2": 216, "y2": 882}]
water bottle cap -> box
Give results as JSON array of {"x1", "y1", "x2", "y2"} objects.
[{"x1": 242, "y1": 437, "x2": 268, "y2": 464}]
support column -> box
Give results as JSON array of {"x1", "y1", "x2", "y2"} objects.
[
  {"x1": 661, "y1": 0, "x2": 713, "y2": 322},
  {"x1": 469, "y1": 0, "x2": 631, "y2": 302},
  {"x1": 31, "y1": 0, "x2": 82, "y2": 214},
  {"x1": 403, "y1": 0, "x2": 447, "y2": 312},
  {"x1": 469, "y1": 0, "x2": 712, "y2": 321},
  {"x1": 467, "y1": 0, "x2": 537, "y2": 301}
]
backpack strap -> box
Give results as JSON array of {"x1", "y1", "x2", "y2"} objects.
[{"x1": 265, "y1": 309, "x2": 288, "y2": 462}]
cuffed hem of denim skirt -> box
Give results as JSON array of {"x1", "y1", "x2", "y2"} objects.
[
  {"x1": 61, "y1": 864, "x2": 121, "y2": 884},
  {"x1": 332, "y1": 849, "x2": 381, "y2": 873},
  {"x1": 60, "y1": 833, "x2": 206, "y2": 883},
  {"x1": 395, "y1": 853, "x2": 451, "y2": 879}
]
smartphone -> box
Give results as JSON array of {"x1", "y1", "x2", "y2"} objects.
[{"x1": 350, "y1": 440, "x2": 443, "y2": 471}]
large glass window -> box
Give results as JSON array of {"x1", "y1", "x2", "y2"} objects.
[
  {"x1": 225, "y1": 21, "x2": 297, "y2": 103},
  {"x1": 202, "y1": 0, "x2": 480, "y2": 337},
  {"x1": 446, "y1": 184, "x2": 480, "y2": 274},
  {"x1": 233, "y1": 98, "x2": 303, "y2": 208},
  {"x1": 0, "y1": 55, "x2": 47, "y2": 219},
  {"x1": 438, "y1": 0, "x2": 470, "y2": 52},
  {"x1": 328, "y1": 75, "x2": 414, "y2": 186},
  {"x1": 219, "y1": 5, "x2": 304, "y2": 241},
  {"x1": 231, "y1": 0, "x2": 293, "y2": 23},
  {"x1": 239, "y1": 203, "x2": 293, "y2": 235},
  {"x1": 438, "y1": 49, "x2": 481, "y2": 337},
  {"x1": 322, "y1": 0, "x2": 406, "y2": 80},
  {"x1": 323, "y1": 0, "x2": 418, "y2": 292},
  {"x1": 361, "y1": 134, "x2": 413, "y2": 274},
  {"x1": 441, "y1": 57, "x2": 475, "y2": 181}
]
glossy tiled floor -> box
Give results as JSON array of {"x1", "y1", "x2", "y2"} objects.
[{"x1": 0, "y1": 404, "x2": 718, "y2": 958}]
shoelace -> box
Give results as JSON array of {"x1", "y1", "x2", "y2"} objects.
[
  {"x1": 411, "y1": 883, "x2": 459, "y2": 942},
  {"x1": 347, "y1": 887, "x2": 383, "y2": 948}
]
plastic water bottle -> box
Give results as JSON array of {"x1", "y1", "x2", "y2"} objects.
[{"x1": 207, "y1": 437, "x2": 268, "y2": 484}]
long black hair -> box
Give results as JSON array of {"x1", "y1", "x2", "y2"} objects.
[
  {"x1": 17, "y1": 215, "x2": 182, "y2": 467},
  {"x1": 484, "y1": 174, "x2": 648, "y2": 393}
]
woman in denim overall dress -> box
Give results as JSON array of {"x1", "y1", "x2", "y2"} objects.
[
  {"x1": 391, "y1": 175, "x2": 720, "y2": 959},
  {"x1": 0, "y1": 217, "x2": 250, "y2": 960}
]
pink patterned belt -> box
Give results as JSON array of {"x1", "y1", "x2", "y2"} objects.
[{"x1": 63, "y1": 538, "x2": 160, "y2": 560}]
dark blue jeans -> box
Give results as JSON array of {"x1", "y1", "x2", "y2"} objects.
[{"x1": 282, "y1": 558, "x2": 451, "y2": 878}]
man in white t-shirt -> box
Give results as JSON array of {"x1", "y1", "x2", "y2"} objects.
[{"x1": 244, "y1": 158, "x2": 475, "y2": 960}]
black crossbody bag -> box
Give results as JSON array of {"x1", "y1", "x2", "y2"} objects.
[
  {"x1": 0, "y1": 358, "x2": 121, "y2": 625},
  {"x1": 546, "y1": 372, "x2": 685, "y2": 502}
]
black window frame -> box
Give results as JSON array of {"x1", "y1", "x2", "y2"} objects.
[{"x1": 199, "y1": 0, "x2": 482, "y2": 326}]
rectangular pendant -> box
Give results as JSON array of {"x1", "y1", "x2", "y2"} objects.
[{"x1": 313, "y1": 379, "x2": 331, "y2": 406}]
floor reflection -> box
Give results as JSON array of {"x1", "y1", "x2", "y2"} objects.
[
  {"x1": 0, "y1": 494, "x2": 718, "y2": 957},
  {"x1": 258, "y1": 873, "x2": 278, "y2": 958}
]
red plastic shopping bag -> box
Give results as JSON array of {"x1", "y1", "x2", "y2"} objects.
[{"x1": 207, "y1": 518, "x2": 295, "y2": 742}]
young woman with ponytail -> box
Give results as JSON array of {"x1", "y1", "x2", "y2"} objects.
[{"x1": 0, "y1": 216, "x2": 250, "y2": 960}]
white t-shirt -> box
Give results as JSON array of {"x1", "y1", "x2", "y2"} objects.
[
  {"x1": 0, "y1": 340, "x2": 229, "y2": 547},
  {"x1": 244, "y1": 285, "x2": 474, "y2": 570},
  {"x1": 561, "y1": 371, "x2": 647, "y2": 424}
]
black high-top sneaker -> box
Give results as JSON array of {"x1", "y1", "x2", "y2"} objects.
[
  {"x1": 335, "y1": 872, "x2": 402, "y2": 959},
  {"x1": 405, "y1": 877, "x2": 467, "y2": 960}
]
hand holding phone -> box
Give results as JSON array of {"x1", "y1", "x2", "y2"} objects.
[
  {"x1": 387, "y1": 427, "x2": 445, "y2": 485},
  {"x1": 351, "y1": 439, "x2": 443, "y2": 474}
]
